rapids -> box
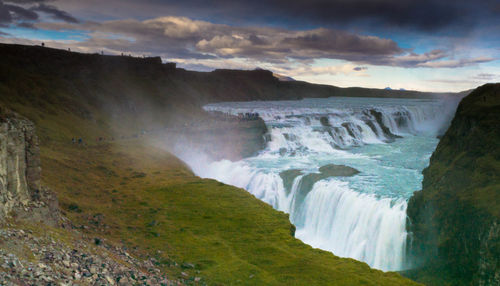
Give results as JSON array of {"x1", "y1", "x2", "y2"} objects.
[{"x1": 179, "y1": 96, "x2": 460, "y2": 271}]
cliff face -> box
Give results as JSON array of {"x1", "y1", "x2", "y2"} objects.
[
  {"x1": 0, "y1": 107, "x2": 58, "y2": 225},
  {"x1": 407, "y1": 84, "x2": 500, "y2": 285}
]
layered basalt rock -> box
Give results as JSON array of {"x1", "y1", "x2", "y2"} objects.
[{"x1": 0, "y1": 107, "x2": 58, "y2": 225}]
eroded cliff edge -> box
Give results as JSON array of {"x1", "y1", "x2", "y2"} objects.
[
  {"x1": 406, "y1": 83, "x2": 500, "y2": 285},
  {"x1": 0, "y1": 107, "x2": 58, "y2": 225}
]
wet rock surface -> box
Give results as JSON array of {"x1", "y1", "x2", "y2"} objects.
[
  {"x1": 279, "y1": 169, "x2": 303, "y2": 195},
  {"x1": 296, "y1": 164, "x2": 360, "y2": 202},
  {"x1": 279, "y1": 164, "x2": 360, "y2": 214}
]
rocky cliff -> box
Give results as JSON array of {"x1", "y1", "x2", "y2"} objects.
[
  {"x1": 0, "y1": 107, "x2": 58, "y2": 225},
  {"x1": 407, "y1": 83, "x2": 500, "y2": 285}
]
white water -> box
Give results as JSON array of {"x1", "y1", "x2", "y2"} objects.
[{"x1": 178, "y1": 96, "x2": 459, "y2": 271}]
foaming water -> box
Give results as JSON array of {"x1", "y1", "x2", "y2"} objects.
[
  {"x1": 295, "y1": 179, "x2": 408, "y2": 270},
  {"x1": 181, "y1": 96, "x2": 459, "y2": 271}
]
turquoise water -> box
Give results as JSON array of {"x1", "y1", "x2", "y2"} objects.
[{"x1": 179, "y1": 96, "x2": 459, "y2": 271}]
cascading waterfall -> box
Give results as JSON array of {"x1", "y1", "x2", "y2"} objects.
[
  {"x1": 178, "y1": 96, "x2": 459, "y2": 272},
  {"x1": 295, "y1": 180, "x2": 408, "y2": 271}
]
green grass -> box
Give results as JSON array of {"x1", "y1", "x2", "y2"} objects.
[
  {"x1": 123, "y1": 180, "x2": 405, "y2": 285},
  {"x1": 37, "y1": 139, "x2": 418, "y2": 285}
]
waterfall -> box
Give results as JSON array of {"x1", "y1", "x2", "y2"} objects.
[
  {"x1": 181, "y1": 97, "x2": 458, "y2": 271},
  {"x1": 294, "y1": 179, "x2": 408, "y2": 271},
  {"x1": 204, "y1": 98, "x2": 452, "y2": 150}
]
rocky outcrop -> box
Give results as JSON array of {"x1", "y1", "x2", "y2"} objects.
[
  {"x1": 407, "y1": 83, "x2": 500, "y2": 285},
  {"x1": 0, "y1": 228, "x2": 180, "y2": 285},
  {"x1": 279, "y1": 164, "x2": 360, "y2": 210},
  {"x1": 0, "y1": 107, "x2": 58, "y2": 225}
]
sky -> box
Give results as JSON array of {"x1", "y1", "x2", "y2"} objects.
[{"x1": 1, "y1": 0, "x2": 499, "y2": 92}]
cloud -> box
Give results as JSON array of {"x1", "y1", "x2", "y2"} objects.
[
  {"x1": 0, "y1": 0, "x2": 77, "y2": 27},
  {"x1": 4, "y1": 0, "x2": 53, "y2": 3},
  {"x1": 0, "y1": 2, "x2": 38, "y2": 26},
  {"x1": 27, "y1": 16, "x2": 496, "y2": 70},
  {"x1": 381, "y1": 49, "x2": 448, "y2": 67},
  {"x1": 36, "y1": 16, "x2": 406, "y2": 64},
  {"x1": 283, "y1": 64, "x2": 364, "y2": 77},
  {"x1": 31, "y1": 3, "x2": 78, "y2": 23},
  {"x1": 426, "y1": 72, "x2": 499, "y2": 86},
  {"x1": 353, "y1": 66, "x2": 367, "y2": 71},
  {"x1": 174, "y1": 57, "x2": 263, "y2": 71},
  {"x1": 473, "y1": 73, "x2": 499, "y2": 81},
  {"x1": 51, "y1": 0, "x2": 500, "y2": 35},
  {"x1": 174, "y1": 58, "x2": 368, "y2": 79},
  {"x1": 280, "y1": 28, "x2": 402, "y2": 55},
  {"x1": 426, "y1": 79, "x2": 476, "y2": 84},
  {"x1": 416, "y1": 56, "x2": 495, "y2": 68}
]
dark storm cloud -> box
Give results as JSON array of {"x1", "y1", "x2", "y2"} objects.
[
  {"x1": 4, "y1": 0, "x2": 53, "y2": 3},
  {"x1": 16, "y1": 21, "x2": 34, "y2": 28},
  {"x1": 69, "y1": 0, "x2": 498, "y2": 34},
  {"x1": 31, "y1": 3, "x2": 78, "y2": 23},
  {"x1": 281, "y1": 29, "x2": 401, "y2": 56},
  {"x1": 201, "y1": 0, "x2": 465, "y2": 31},
  {"x1": 0, "y1": 0, "x2": 77, "y2": 27},
  {"x1": 0, "y1": 1, "x2": 38, "y2": 26}
]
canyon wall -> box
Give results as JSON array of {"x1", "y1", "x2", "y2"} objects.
[{"x1": 407, "y1": 83, "x2": 500, "y2": 285}]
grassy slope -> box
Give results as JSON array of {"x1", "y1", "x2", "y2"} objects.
[
  {"x1": 406, "y1": 83, "x2": 500, "y2": 285},
  {"x1": 38, "y1": 140, "x2": 418, "y2": 285},
  {"x1": 0, "y1": 43, "x2": 419, "y2": 284}
]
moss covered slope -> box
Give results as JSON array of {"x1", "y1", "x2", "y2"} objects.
[{"x1": 406, "y1": 83, "x2": 500, "y2": 285}]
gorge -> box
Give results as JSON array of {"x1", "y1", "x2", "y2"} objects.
[
  {"x1": 177, "y1": 96, "x2": 462, "y2": 272},
  {"x1": 0, "y1": 43, "x2": 497, "y2": 285}
]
